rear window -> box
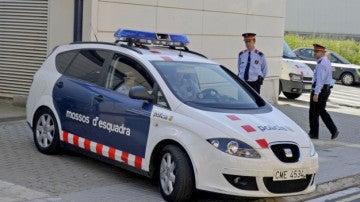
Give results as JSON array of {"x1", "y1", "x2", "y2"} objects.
[
  {"x1": 55, "y1": 50, "x2": 78, "y2": 74},
  {"x1": 59, "y1": 49, "x2": 111, "y2": 84}
]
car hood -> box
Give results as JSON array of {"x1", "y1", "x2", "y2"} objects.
[
  {"x1": 283, "y1": 58, "x2": 313, "y2": 76},
  {"x1": 176, "y1": 104, "x2": 311, "y2": 149}
]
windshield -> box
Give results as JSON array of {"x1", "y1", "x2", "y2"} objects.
[
  {"x1": 283, "y1": 41, "x2": 297, "y2": 59},
  {"x1": 152, "y1": 61, "x2": 260, "y2": 109}
]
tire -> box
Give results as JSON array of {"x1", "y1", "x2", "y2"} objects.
[
  {"x1": 340, "y1": 72, "x2": 354, "y2": 86},
  {"x1": 278, "y1": 81, "x2": 282, "y2": 95},
  {"x1": 283, "y1": 92, "x2": 301, "y2": 99},
  {"x1": 158, "y1": 145, "x2": 194, "y2": 202},
  {"x1": 33, "y1": 108, "x2": 60, "y2": 154}
]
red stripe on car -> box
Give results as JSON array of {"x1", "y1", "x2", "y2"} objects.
[
  {"x1": 227, "y1": 115, "x2": 240, "y2": 121},
  {"x1": 108, "y1": 147, "x2": 116, "y2": 160},
  {"x1": 121, "y1": 152, "x2": 129, "y2": 164},
  {"x1": 84, "y1": 139, "x2": 91, "y2": 151},
  {"x1": 161, "y1": 56, "x2": 173, "y2": 61},
  {"x1": 150, "y1": 50, "x2": 160, "y2": 54},
  {"x1": 96, "y1": 143, "x2": 103, "y2": 155},
  {"x1": 256, "y1": 139, "x2": 268, "y2": 148},
  {"x1": 63, "y1": 131, "x2": 69, "y2": 142},
  {"x1": 135, "y1": 156, "x2": 142, "y2": 169},
  {"x1": 242, "y1": 125, "x2": 256, "y2": 133},
  {"x1": 61, "y1": 131, "x2": 143, "y2": 170},
  {"x1": 73, "y1": 135, "x2": 79, "y2": 147}
]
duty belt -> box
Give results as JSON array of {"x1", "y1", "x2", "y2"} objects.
[{"x1": 312, "y1": 83, "x2": 331, "y2": 90}]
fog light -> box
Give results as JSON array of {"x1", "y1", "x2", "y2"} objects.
[{"x1": 223, "y1": 174, "x2": 258, "y2": 191}]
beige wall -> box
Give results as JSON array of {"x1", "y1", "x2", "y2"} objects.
[
  {"x1": 48, "y1": 0, "x2": 74, "y2": 53},
  {"x1": 82, "y1": 0, "x2": 286, "y2": 103}
]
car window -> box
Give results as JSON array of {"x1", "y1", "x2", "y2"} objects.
[
  {"x1": 106, "y1": 54, "x2": 153, "y2": 94},
  {"x1": 55, "y1": 50, "x2": 78, "y2": 74},
  {"x1": 106, "y1": 54, "x2": 169, "y2": 108},
  {"x1": 300, "y1": 49, "x2": 315, "y2": 60},
  {"x1": 63, "y1": 49, "x2": 111, "y2": 84}
]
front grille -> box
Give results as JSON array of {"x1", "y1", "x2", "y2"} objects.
[
  {"x1": 303, "y1": 77, "x2": 313, "y2": 82},
  {"x1": 263, "y1": 174, "x2": 313, "y2": 194},
  {"x1": 270, "y1": 143, "x2": 300, "y2": 163}
]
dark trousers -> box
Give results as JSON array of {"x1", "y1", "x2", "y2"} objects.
[
  {"x1": 309, "y1": 88, "x2": 337, "y2": 137},
  {"x1": 246, "y1": 81, "x2": 261, "y2": 93}
]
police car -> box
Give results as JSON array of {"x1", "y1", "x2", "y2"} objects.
[{"x1": 26, "y1": 29, "x2": 318, "y2": 201}]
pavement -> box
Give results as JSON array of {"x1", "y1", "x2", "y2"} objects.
[{"x1": 0, "y1": 97, "x2": 359, "y2": 201}]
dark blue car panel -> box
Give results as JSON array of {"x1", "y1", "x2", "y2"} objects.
[{"x1": 53, "y1": 76, "x2": 152, "y2": 158}]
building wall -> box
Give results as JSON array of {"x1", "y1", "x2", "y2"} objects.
[
  {"x1": 48, "y1": 0, "x2": 74, "y2": 53},
  {"x1": 285, "y1": 0, "x2": 360, "y2": 38},
  {"x1": 80, "y1": 0, "x2": 286, "y2": 103}
]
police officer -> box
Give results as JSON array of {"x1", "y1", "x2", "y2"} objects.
[
  {"x1": 237, "y1": 33, "x2": 268, "y2": 93},
  {"x1": 309, "y1": 44, "x2": 339, "y2": 139}
]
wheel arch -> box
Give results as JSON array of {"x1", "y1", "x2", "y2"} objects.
[
  {"x1": 148, "y1": 139, "x2": 196, "y2": 183},
  {"x1": 31, "y1": 104, "x2": 62, "y2": 135}
]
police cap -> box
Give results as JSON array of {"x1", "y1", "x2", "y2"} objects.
[
  {"x1": 313, "y1": 44, "x2": 326, "y2": 52},
  {"x1": 242, "y1": 33, "x2": 256, "y2": 41}
]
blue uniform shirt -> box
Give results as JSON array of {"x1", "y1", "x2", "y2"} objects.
[
  {"x1": 313, "y1": 56, "x2": 332, "y2": 95},
  {"x1": 237, "y1": 49, "x2": 268, "y2": 82}
]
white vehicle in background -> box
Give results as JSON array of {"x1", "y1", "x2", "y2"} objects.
[{"x1": 280, "y1": 41, "x2": 313, "y2": 99}]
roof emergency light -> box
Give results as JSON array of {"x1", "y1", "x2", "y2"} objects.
[{"x1": 114, "y1": 28, "x2": 189, "y2": 47}]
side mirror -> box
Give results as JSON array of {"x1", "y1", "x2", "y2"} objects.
[{"x1": 129, "y1": 86, "x2": 154, "y2": 101}]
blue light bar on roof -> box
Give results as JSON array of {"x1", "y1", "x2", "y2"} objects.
[{"x1": 114, "y1": 28, "x2": 189, "y2": 47}]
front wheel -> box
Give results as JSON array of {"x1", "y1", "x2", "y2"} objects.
[
  {"x1": 33, "y1": 108, "x2": 60, "y2": 154},
  {"x1": 158, "y1": 145, "x2": 194, "y2": 202}
]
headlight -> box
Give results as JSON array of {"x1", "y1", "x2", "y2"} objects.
[
  {"x1": 289, "y1": 73, "x2": 303, "y2": 82},
  {"x1": 207, "y1": 138, "x2": 261, "y2": 158},
  {"x1": 309, "y1": 140, "x2": 316, "y2": 157}
]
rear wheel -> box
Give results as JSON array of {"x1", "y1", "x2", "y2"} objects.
[
  {"x1": 283, "y1": 92, "x2": 301, "y2": 99},
  {"x1": 158, "y1": 145, "x2": 194, "y2": 202},
  {"x1": 340, "y1": 72, "x2": 354, "y2": 86},
  {"x1": 33, "y1": 108, "x2": 60, "y2": 154}
]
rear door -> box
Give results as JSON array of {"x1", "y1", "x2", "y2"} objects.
[{"x1": 53, "y1": 48, "x2": 112, "y2": 139}]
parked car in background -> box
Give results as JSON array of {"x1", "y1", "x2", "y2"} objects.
[
  {"x1": 280, "y1": 41, "x2": 313, "y2": 99},
  {"x1": 293, "y1": 47, "x2": 360, "y2": 86}
]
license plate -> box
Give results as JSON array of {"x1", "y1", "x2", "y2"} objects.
[
  {"x1": 304, "y1": 84, "x2": 312, "y2": 90},
  {"x1": 273, "y1": 169, "x2": 306, "y2": 181}
]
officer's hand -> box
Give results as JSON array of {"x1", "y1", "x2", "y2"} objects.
[{"x1": 313, "y1": 94, "x2": 319, "y2": 102}]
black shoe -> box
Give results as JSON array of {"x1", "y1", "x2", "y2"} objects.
[
  {"x1": 331, "y1": 131, "x2": 339, "y2": 140},
  {"x1": 308, "y1": 133, "x2": 319, "y2": 139}
]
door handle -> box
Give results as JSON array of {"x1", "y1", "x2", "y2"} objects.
[
  {"x1": 56, "y1": 81, "x2": 64, "y2": 88},
  {"x1": 94, "y1": 95, "x2": 103, "y2": 102}
]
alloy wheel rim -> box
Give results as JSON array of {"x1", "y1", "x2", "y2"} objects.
[
  {"x1": 343, "y1": 74, "x2": 353, "y2": 85},
  {"x1": 160, "y1": 152, "x2": 176, "y2": 195},
  {"x1": 36, "y1": 114, "x2": 55, "y2": 148}
]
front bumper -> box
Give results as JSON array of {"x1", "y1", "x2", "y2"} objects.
[{"x1": 191, "y1": 143, "x2": 319, "y2": 197}]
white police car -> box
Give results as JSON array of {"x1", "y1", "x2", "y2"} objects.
[{"x1": 26, "y1": 29, "x2": 318, "y2": 201}]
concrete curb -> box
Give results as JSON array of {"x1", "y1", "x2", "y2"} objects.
[{"x1": 278, "y1": 173, "x2": 360, "y2": 202}]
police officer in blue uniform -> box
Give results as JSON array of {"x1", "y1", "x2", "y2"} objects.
[
  {"x1": 237, "y1": 33, "x2": 268, "y2": 93},
  {"x1": 309, "y1": 44, "x2": 339, "y2": 139}
]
